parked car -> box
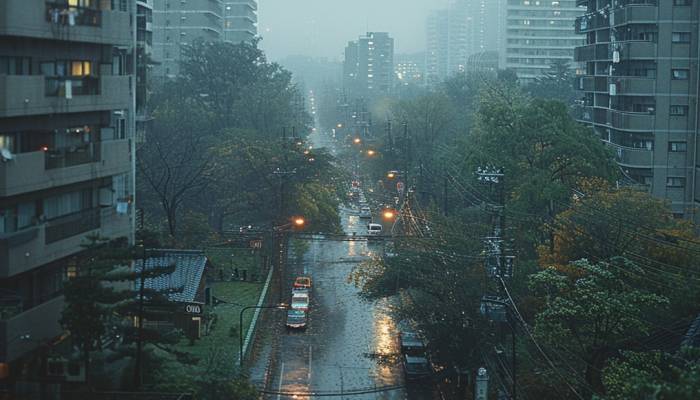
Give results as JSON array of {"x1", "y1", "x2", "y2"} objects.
[
  {"x1": 359, "y1": 206, "x2": 372, "y2": 219},
  {"x1": 399, "y1": 331, "x2": 427, "y2": 355},
  {"x1": 286, "y1": 309, "x2": 308, "y2": 330},
  {"x1": 367, "y1": 223, "x2": 383, "y2": 238},
  {"x1": 403, "y1": 354, "x2": 432, "y2": 380},
  {"x1": 293, "y1": 276, "x2": 312, "y2": 291},
  {"x1": 291, "y1": 292, "x2": 310, "y2": 312}
]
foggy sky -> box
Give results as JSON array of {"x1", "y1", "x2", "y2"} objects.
[{"x1": 258, "y1": 0, "x2": 449, "y2": 61}]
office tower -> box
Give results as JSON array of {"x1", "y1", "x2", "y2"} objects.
[
  {"x1": 0, "y1": 0, "x2": 136, "y2": 379},
  {"x1": 574, "y1": 0, "x2": 700, "y2": 220},
  {"x1": 505, "y1": 0, "x2": 583, "y2": 83}
]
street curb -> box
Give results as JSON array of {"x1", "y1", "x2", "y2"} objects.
[{"x1": 239, "y1": 263, "x2": 274, "y2": 364}]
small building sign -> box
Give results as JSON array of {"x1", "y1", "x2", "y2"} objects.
[
  {"x1": 185, "y1": 303, "x2": 203, "y2": 315},
  {"x1": 250, "y1": 239, "x2": 263, "y2": 249}
]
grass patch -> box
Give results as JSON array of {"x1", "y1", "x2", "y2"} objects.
[{"x1": 160, "y1": 280, "x2": 264, "y2": 377}]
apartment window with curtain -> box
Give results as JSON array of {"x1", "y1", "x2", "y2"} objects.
[
  {"x1": 672, "y1": 32, "x2": 691, "y2": 43},
  {"x1": 672, "y1": 69, "x2": 689, "y2": 80}
]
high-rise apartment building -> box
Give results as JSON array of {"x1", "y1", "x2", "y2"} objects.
[
  {"x1": 343, "y1": 32, "x2": 395, "y2": 100},
  {"x1": 223, "y1": 0, "x2": 258, "y2": 44},
  {"x1": 136, "y1": 0, "x2": 154, "y2": 143},
  {"x1": 505, "y1": 0, "x2": 583, "y2": 83},
  {"x1": 574, "y1": 0, "x2": 699, "y2": 220},
  {"x1": 0, "y1": 0, "x2": 136, "y2": 377},
  {"x1": 426, "y1": 9, "x2": 450, "y2": 85},
  {"x1": 426, "y1": 0, "x2": 506, "y2": 85},
  {"x1": 152, "y1": 0, "x2": 224, "y2": 78}
]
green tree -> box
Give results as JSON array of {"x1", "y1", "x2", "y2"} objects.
[
  {"x1": 460, "y1": 87, "x2": 617, "y2": 255},
  {"x1": 526, "y1": 60, "x2": 577, "y2": 104},
  {"x1": 528, "y1": 258, "x2": 668, "y2": 395},
  {"x1": 60, "y1": 236, "x2": 132, "y2": 386}
]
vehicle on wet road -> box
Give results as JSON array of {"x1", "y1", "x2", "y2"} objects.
[
  {"x1": 359, "y1": 206, "x2": 372, "y2": 219},
  {"x1": 403, "y1": 354, "x2": 432, "y2": 381},
  {"x1": 367, "y1": 223, "x2": 383, "y2": 238},
  {"x1": 293, "y1": 276, "x2": 312, "y2": 291},
  {"x1": 285, "y1": 309, "x2": 308, "y2": 330},
  {"x1": 291, "y1": 292, "x2": 310, "y2": 312}
]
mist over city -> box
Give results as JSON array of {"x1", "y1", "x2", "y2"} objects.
[{"x1": 1, "y1": 1, "x2": 699, "y2": 400}]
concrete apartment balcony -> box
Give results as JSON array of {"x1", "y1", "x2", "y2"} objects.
[
  {"x1": 608, "y1": 109, "x2": 655, "y2": 132},
  {"x1": 612, "y1": 3, "x2": 658, "y2": 26},
  {"x1": 616, "y1": 41, "x2": 657, "y2": 61},
  {"x1": 579, "y1": 75, "x2": 609, "y2": 93},
  {"x1": 575, "y1": 13, "x2": 609, "y2": 34},
  {"x1": 0, "y1": 0, "x2": 132, "y2": 46},
  {"x1": 574, "y1": 43, "x2": 609, "y2": 62},
  {"x1": 0, "y1": 206, "x2": 131, "y2": 278},
  {"x1": 605, "y1": 141, "x2": 654, "y2": 168},
  {"x1": 0, "y1": 140, "x2": 131, "y2": 198},
  {"x1": 576, "y1": 0, "x2": 589, "y2": 6},
  {"x1": 611, "y1": 76, "x2": 656, "y2": 96},
  {"x1": 0, "y1": 295, "x2": 65, "y2": 363},
  {"x1": 0, "y1": 74, "x2": 131, "y2": 118}
]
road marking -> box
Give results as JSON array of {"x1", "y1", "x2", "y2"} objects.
[
  {"x1": 308, "y1": 344, "x2": 313, "y2": 382},
  {"x1": 277, "y1": 362, "x2": 285, "y2": 400}
]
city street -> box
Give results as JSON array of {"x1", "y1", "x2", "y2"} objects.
[{"x1": 265, "y1": 210, "x2": 404, "y2": 399}]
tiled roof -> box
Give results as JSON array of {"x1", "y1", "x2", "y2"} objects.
[{"x1": 134, "y1": 250, "x2": 208, "y2": 303}]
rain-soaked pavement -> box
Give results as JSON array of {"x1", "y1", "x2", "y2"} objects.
[{"x1": 260, "y1": 129, "x2": 438, "y2": 400}]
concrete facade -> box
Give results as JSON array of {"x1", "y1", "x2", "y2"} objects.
[
  {"x1": 426, "y1": 0, "x2": 506, "y2": 86},
  {"x1": 223, "y1": 0, "x2": 257, "y2": 44},
  {"x1": 151, "y1": 0, "x2": 224, "y2": 78},
  {"x1": 343, "y1": 32, "x2": 395, "y2": 101},
  {"x1": 505, "y1": 0, "x2": 584, "y2": 83},
  {"x1": 0, "y1": 0, "x2": 136, "y2": 367},
  {"x1": 574, "y1": 0, "x2": 700, "y2": 220}
]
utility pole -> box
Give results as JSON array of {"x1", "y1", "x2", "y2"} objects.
[{"x1": 386, "y1": 118, "x2": 393, "y2": 154}]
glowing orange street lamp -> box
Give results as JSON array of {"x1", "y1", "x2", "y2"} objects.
[
  {"x1": 293, "y1": 217, "x2": 306, "y2": 227},
  {"x1": 382, "y1": 209, "x2": 397, "y2": 220},
  {"x1": 367, "y1": 149, "x2": 376, "y2": 156},
  {"x1": 387, "y1": 172, "x2": 396, "y2": 179},
  {"x1": 353, "y1": 137, "x2": 362, "y2": 145}
]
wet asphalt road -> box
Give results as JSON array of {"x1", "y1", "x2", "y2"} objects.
[
  {"x1": 262, "y1": 129, "x2": 439, "y2": 400},
  {"x1": 266, "y1": 208, "x2": 407, "y2": 400}
]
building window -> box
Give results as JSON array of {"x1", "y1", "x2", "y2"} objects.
[
  {"x1": 670, "y1": 105, "x2": 688, "y2": 116},
  {"x1": 672, "y1": 32, "x2": 691, "y2": 43},
  {"x1": 669, "y1": 142, "x2": 687, "y2": 152},
  {"x1": 673, "y1": 0, "x2": 692, "y2": 5},
  {"x1": 667, "y1": 177, "x2": 686, "y2": 188},
  {"x1": 0, "y1": 56, "x2": 32, "y2": 75},
  {"x1": 672, "y1": 69, "x2": 689, "y2": 80}
]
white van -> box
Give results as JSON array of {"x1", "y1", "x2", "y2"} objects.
[{"x1": 367, "y1": 223, "x2": 383, "y2": 237}]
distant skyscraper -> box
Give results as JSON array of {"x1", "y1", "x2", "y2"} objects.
[
  {"x1": 223, "y1": 0, "x2": 258, "y2": 44},
  {"x1": 426, "y1": 9, "x2": 450, "y2": 85},
  {"x1": 152, "y1": 0, "x2": 225, "y2": 78},
  {"x1": 343, "y1": 32, "x2": 395, "y2": 100},
  {"x1": 426, "y1": 0, "x2": 505, "y2": 85},
  {"x1": 504, "y1": 0, "x2": 583, "y2": 83}
]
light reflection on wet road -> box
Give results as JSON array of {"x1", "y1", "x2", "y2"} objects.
[{"x1": 266, "y1": 206, "x2": 406, "y2": 400}]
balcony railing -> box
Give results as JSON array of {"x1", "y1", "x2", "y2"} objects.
[
  {"x1": 606, "y1": 141, "x2": 653, "y2": 168},
  {"x1": 45, "y1": 76, "x2": 100, "y2": 97},
  {"x1": 45, "y1": 143, "x2": 99, "y2": 169},
  {"x1": 46, "y1": 2, "x2": 101, "y2": 27},
  {"x1": 45, "y1": 208, "x2": 100, "y2": 245}
]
